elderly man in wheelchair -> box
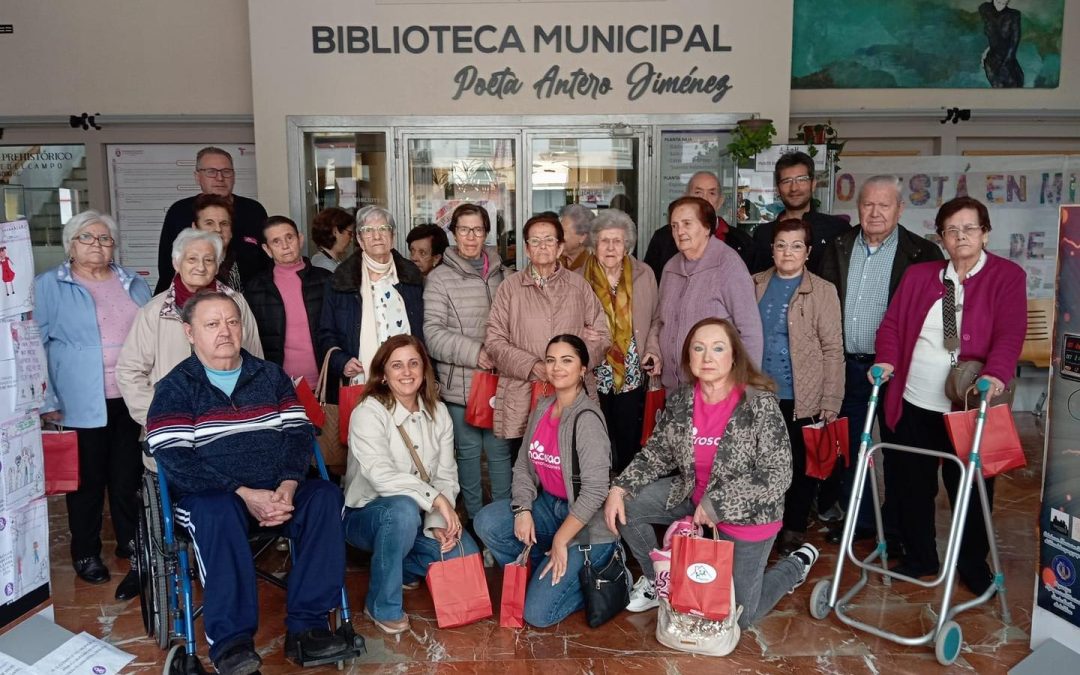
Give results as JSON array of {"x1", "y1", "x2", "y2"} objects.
[{"x1": 143, "y1": 290, "x2": 354, "y2": 675}]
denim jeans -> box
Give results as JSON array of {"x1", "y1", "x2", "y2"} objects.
[
  {"x1": 343, "y1": 495, "x2": 479, "y2": 622},
  {"x1": 618, "y1": 477, "x2": 803, "y2": 629},
  {"x1": 474, "y1": 492, "x2": 615, "y2": 628},
  {"x1": 446, "y1": 402, "x2": 512, "y2": 519}
]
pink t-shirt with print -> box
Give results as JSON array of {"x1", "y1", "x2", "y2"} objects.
[
  {"x1": 529, "y1": 407, "x2": 567, "y2": 500},
  {"x1": 691, "y1": 384, "x2": 743, "y2": 505}
]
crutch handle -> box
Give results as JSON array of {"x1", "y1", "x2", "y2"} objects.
[{"x1": 870, "y1": 365, "x2": 884, "y2": 385}]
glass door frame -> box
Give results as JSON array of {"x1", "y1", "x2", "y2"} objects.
[{"x1": 287, "y1": 114, "x2": 743, "y2": 267}]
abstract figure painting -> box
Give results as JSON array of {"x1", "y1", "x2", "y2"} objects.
[{"x1": 792, "y1": 0, "x2": 1064, "y2": 89}]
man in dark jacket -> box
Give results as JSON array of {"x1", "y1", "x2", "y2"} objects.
[
  {"x1": 155, "y1": 146, "x2": 269, "y2": 293},
  {"x1": 749, "y1": 151, "x2": 851, "y2": 274},
  {"x1": 245, "y1": 216, "x2": 331, "y2": 386},
  {"x1": 643, "y1": 170, "x2": 754, "y2": 281},
  {"x1": 145, "y1": 291, "x2": 348, "y2": 674},
  {"x1": 817, "y1": 175, "x2": 944, "y2": 546}
]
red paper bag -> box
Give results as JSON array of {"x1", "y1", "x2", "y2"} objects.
[
  {"x1": 338, "y1": 383, "x2": 367, "y2": 445},
  {"x1": 801, "y1": 417, "x2": 850, "y2": 480},
  {"x1": 42, "y1": 427, "x2": 79, "y2": 495},
  {"x1": 944, "y1": 404, "x2": 1026, "y2": 478},
  {"x1": 529, "y1": 381, "x2": 554, "y2": 411},
  {"x1": 499, "y1": 546, "x2": 530, "y2": 628},
  {"x1": 669, "y1": 534, "x2": 735, "y2": 621},
  {"x1": 426, "y1": 551, "x2": 493, "y2": 628},
  {"x1": 466, "y1": 371, "x2": 498, "y2": 429},
  {"x1": 640, "y1": 384, "x2": 667, "y2": 446},
  {"x1": 293, "y1": 377, "x2": 325, "y2": 428}
]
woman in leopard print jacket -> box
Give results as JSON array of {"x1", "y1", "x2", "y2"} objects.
[{"x1": 603, "y1": 317, "x2": 820, "y2": 630}]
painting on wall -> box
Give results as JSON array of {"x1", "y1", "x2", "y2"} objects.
[{"x1": 792, "y1": 0, "x2": 1064, "y2": 89}]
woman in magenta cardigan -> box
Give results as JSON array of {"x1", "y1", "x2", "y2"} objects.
[{"x1": 873, "y1": 196, "x2": 1025, "y2": 595}]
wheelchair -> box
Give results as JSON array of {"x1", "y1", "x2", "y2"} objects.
[{"x1": 134, "y1": 444, "x2": 366, "y2": 674}]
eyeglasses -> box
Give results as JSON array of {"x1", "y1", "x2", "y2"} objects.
[
  {"x1": 358, "y1": 225, "x2": 393, "y2": 236},
  {"x1": 773, "y1": 241, "x2": 808, "y2": 253},
  {"x1": 942, "y1": 225, "x2": 984, "y2": 239},
  {"x1": 526, "y1": 236, "x2": 559, "y2": 248},
  {"x1": 195, "y1": 168, "x2": 236, "y2": 178},
  {"x1": 455, "y1": 226, "x2": 486, "y2": 238},
  {"x1": 75, "y1": 233, "x2": 115, "y2": 246},
  {"x1": 778, "y1": 175, "x2": 812, "y2": 187}
]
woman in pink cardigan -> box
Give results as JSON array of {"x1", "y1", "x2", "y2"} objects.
[{"x1": 873, "y1": 196, "x2": 1026, "y2": 595}]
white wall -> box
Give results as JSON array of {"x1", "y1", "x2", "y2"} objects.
[
  {"x1": 0, "y1": 1, "x2": 253, "y2": 116},
  {"x1": 247, "y1": 0, "x2": 796, "y2": 215}
]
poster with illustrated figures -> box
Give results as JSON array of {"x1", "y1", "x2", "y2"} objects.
[
  {"x1": 0, "y1": 320, "x2": 47, "y2": 415},
  {"x1": 0, "y1": 414, "x2": 44, "y2": 513},
  {"x1": 0, "y1": 498, "x2": 49, "y2": 605},
  {"x1": 0, "y1": 221, "x2": 33, "y2": 321}
]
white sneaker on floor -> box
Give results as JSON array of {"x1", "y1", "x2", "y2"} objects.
[
  {"x1": 627, "y1": 575, "x2": 659, "y2": 612},
  {"x1": 817, "y1": 504, "x2": 844, "y2": 523},
  {"x1": 788, "y1": 543, "x2": 820, "y2": 593}
]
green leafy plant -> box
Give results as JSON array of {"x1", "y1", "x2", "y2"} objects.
[{"x1": 726, "y1": 118, "x2": 777, "y2": 165}]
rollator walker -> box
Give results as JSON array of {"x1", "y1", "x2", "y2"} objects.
[
  {"x1": 807, "y1": 367, "x2": 1011, "y2": 666},
  {"x1": 135, "y1": 443, "x2": 367, "y2": 674}
]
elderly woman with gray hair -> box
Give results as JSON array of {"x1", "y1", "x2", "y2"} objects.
[
  {"x1": 35, "y1": 210, "x2": 151, "y2": 598},
  {"x1": 580, "y1": 209, "x2": 661, "y2": 472},
  {"x1": 559, "y1": 203, "x2": 595, "y2": 271},
  {"x1": 117, "y1": 228, "x2": 262, "y2": 433},
  {"x1": 318, "y1": 205, "x2": 425, "y2": 389}
]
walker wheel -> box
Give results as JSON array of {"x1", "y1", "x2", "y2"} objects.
[
  {"x1": 163, "y1": 644, "x2": 183, "y2": 675},
  {"x1": 935, "y1": 620, "x2": 963, "y2": 666},
  {"x1": 809, "y1": 579, "x2": 832, "y2": 620}
]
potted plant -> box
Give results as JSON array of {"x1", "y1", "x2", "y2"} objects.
[
  {"x1": 798, "y1": 120, "x2": 847, "y2": 172},
  {"x1": 726, "y1": 117, "x2": 777, "y2": 165}
]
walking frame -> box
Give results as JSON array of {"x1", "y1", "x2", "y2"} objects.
[{"x1": 808, "y1": 368, "x2": 1011, "y2": 666}]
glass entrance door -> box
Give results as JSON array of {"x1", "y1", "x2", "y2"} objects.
[
  {"x1": 401, "y1": 134, "x2": 518, "y2": 266},
  {"x1": 527, "y1": 133, "x2": 644, "y2": 256}
]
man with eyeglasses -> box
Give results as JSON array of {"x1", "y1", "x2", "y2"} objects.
[
  {"x1": 155, "y1": 146, "x2": 269, "y2": 293},
  {"x1": 642, "y1": 170, "x2": 755, "y2": 282},
  {"x1": 749, "y1": 151, "x2": 850, "y2": 275},
  {"x1": 817, "y1": 175, "x2": 943, "y2": 545}
]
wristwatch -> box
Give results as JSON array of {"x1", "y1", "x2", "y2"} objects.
[{"x1": 511, "y1": 504, "x2": 531, "y2": 515}]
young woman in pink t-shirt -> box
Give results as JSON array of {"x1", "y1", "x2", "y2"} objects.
[
  {"x1": 474, "y1": 335, "x2": 618, "y2": 628},
  {"x1": 604, "y1": 318, "x2": 821, "y2": 632}
]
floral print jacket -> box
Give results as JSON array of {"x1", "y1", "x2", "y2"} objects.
[{"x1": 612, "y1": 384, "x2": 792, "y2": 525}]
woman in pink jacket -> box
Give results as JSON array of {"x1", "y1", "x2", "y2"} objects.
[
  {"x1": 873, "y1": 196, "x2": 1026, "y2": 595},
  {"x1": 485, "y1": 214, "x2": 611, "y2": 462}
]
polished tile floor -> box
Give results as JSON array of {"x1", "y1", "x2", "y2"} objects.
[{"x1": 37, "y1": 415, "x2": 1044, "y2": 673}]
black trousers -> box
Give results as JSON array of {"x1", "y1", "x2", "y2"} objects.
[
  {"x1": 777, "y1": 399, "x2": 818, "y2": 533},
  {"x1": 885, "y1": 398, "x2": 995, "y2": 571},
  {"x1": 67, "y1": 397, "x2": 143, "y2": 560},
  {"x1": 599, "y1": 385, "x2": 647, "y2": 475}
]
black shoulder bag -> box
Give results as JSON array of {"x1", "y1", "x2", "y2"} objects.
[{"x1": 569, "y1": 409, "x2": 632, "y2": 628}]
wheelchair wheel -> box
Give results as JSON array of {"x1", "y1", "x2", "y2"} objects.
[{"x1": 136, "y1": 472, "x2": 172, "y2": 650}]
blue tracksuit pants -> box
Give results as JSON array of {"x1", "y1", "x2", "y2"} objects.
[{"x1": 175, "y1": 479, "x2": 345, "y2": 662}]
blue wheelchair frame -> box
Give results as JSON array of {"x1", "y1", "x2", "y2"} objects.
[{"x1": 140, "y1": 443, "x2": 364, "y2": 674}]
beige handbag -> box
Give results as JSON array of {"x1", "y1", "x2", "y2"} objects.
[
  {"x1": 314, "y1": 347, "x2": 347, "y2": 471},
  {"x1": 944, "y1": 359, "x2": 1014, "y2": 409}
]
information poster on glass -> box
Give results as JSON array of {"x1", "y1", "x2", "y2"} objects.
[
  {"x1": 107, "y1": 144, "x2": 259, "y2": 290},
  {"x1": 659, "y1": 131, "x2": 725, "y2": 225}
]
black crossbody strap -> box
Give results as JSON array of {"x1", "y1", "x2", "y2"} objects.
[{"x1": 569, "y1": 407, "x2": 606, "y2": 547}]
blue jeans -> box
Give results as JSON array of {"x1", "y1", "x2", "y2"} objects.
[
  {"x1": 474, "y1": 493, "x2": 615, "y2": 628},
  {"x1": 446, "y1": 403, "x2": 512, "y2": 519},
  {"x1": 343, "y1": 495, "x2": 479, "y2": 622}
]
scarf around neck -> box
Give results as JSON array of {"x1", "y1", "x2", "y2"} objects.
[
  {"x1": 358, "y1": 252, "x2": 408, "y2": 376},
  {"x1": 584, "y1": 254, "x2": 634, "y2": 390}
]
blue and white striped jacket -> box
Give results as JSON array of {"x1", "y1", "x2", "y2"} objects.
[{"x1": 145, "y1": 350, "x2": 314, "y2": 499}]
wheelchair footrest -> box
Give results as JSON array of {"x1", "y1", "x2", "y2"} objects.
[{"x1": 291, "y1": 626, "x2": 367, "y2": 668}]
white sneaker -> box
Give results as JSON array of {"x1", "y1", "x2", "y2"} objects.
[
  {"x1": 627, "y1": 575, "x2": 659, "y2": 612},
  {"x1": 789, "y1": 543, "x2": 820, "y2": 593},
  {"x1": 818, "y1": 504, "x2": 844, "y2": 524}
]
